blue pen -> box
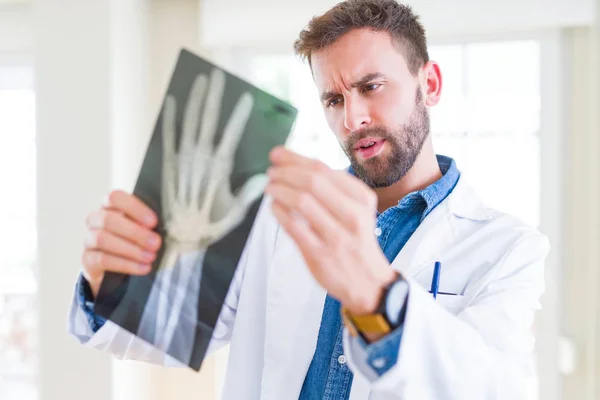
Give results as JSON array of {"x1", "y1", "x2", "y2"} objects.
[{"x1": 430, "y1": 261, "x2": 441, "y2": 299}]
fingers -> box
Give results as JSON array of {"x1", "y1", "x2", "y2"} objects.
[
  {"x1": 102, "y1": 190, "x2": 159, "y2": 228},
  {"x1": 235, "y1": 173, "x2": 268, "y2": 208},
  {"x1": 162, "y1": 95, "x2": 178, "y2": 213},
  {"x1": 215, "y1": 91, "x2": 254, "y2": 160},
  {"x1": 181, "y1": 74, "x2": 208, "y2": 152},
  {"x1": 162, "y1": 96, "x2": 177, "y2": 165},
  {"x1": 195, "y1": 84, "x2": 253, "y2": 211},
  {"x1": 83, "y1": 192, "x2": 162, "y2": 298},
  {"x1": 267, "y1": 166, "x2": 365, "y2": 227},
  {"x1": 198, "y1": 68, "x2": 226, "y2": 152},
  {"x1": 266, "y1": 181, "x2": 344, "y2": 243},
  {"x1": 269, "y1": 147, "x2": 375, "y2": 207},
  {"x1": 84, "y1": 229, "x2": 157, "y2": 265},
  {"x1": 178, "y1": 75, "x2": 209, "y2": 205},
  {"x1": 190, "y1": 69, "x2": 228, "y2": 206},
  {"x1": 329, "y1": 169, "x2": 378, "y2": 210},
  {"x1": 270, "y1": 199, "x2": 323, "y2": 266},
  {"x1": 206, "y1": 173, "x2": 267, "y2": 240},
  {"x1": 82, "y1": 250, "x2": 152, "y2": 283},
  {"x1": 86, "y1": 208, "x2": 162, "y2": 250},
  {"x1": 269, "y1": 146, "x2": 319, "y2": 168}
]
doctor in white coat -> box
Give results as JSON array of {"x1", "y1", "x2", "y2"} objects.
[{"x1": 69, "y1": 0, "x2": 550, "y2": 399}]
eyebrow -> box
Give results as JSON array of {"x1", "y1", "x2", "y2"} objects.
[{"x1": 320, "y1": 72, "x2": 385, "y2": 103}]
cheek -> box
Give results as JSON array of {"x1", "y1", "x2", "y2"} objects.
[{"x1": 375, "y1": 90, "x2": 413, "y2": 127}]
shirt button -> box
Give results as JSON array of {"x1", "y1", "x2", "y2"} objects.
[
  {"x1": 374, "y1": 227, "x2": 382, "y2": 237},
  {"x1": 338, "y1": 355, "x2": 347, "y2": 365},
  {"x1": 372, "y1": 357, "x2": 386, "y2": 369}
]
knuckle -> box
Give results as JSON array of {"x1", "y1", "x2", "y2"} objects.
[
  {"x1": 363, "y1": 189, "x2": 377, "y2": 209},
  {"x1": 347, "y1": 219, "x2": 359, "y2": 233},
  {"x1": 316, "y1": 257, "x2": 332, "y2": 273},
  {"x1": 307, "y1": 173, "x2": 324, "y2": 193},
  {"x1": 296, "y1": 192, "x2": 313, "y2": 212},
  {"x1": 98, "y1": 210, "x2": 114, "y2": 230},
  {"x1": 145, "y1": 232, "x2": 159, "y2": 247},
  {"x1": 310, "y1": 160, "x2": 328, "y2": 172},
  {"x1": 84, "y1": 230, "x2": 98, "y2": 248},
  {"x1": 81, "y1": 251, "x2": 91, "y2": 268},
  {"x1": 94, "y1": 230, "x2": 107, "y2": 248},
  {"x1": 107, "y1": 189, "x2": 123, "y2": 207},
  {"x1": 86, "y1": 209, "x2": 107, "y2": 229},
  {"x1": 93, "y1": 252, "x2": 108, "y2": 268},
  {"x1": 347, "y1": 214, "x2": 363, "y2": 232},
  {"x1": 82, "y1": 250, "x2": 102, "y2": 270},
  {"x1": 138, "y1": 247, "x2": 150, "y2": 261},
  {"x1": 329, "y1": 232, "x2": 347, "y2": 250}
]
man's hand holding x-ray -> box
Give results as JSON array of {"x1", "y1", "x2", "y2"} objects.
[
  {"x1": 134, "y1": 68, "x2": 266, "y2": 364},
  {"x1": 82, "y1": 68, "x2": 267, "y2": 363}
]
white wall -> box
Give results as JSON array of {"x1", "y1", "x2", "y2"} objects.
[
  {"x1": 536, "y1": 29, "x2": 566, "y2": 400},
  {"x1": 32, "y1": 1, "x2": 220, "y2": 399},
  {"x1": 199, "y1": 0, "x2": 597, "y2": 49},
  {"x1": 34, "y1": 1, "x2": 115, "y2": 400},
  {"x1": 561, "y1": 8, "x2": 600, "y2": 397},
  {"x1": 0, "y1": 3, "x2": 33, "y2": 53}
]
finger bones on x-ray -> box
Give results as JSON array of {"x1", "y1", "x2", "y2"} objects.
[{"x1": 151, "y1": 68, "x2": 268, "y2": 356}]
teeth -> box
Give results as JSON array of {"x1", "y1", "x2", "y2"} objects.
[{"x1": 361, "y1": 141, "x2": 376, "y2": 149}]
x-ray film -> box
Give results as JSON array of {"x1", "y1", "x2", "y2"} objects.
[{"x1": 94, "y1": 49, "x2": 297, "y2": 371}]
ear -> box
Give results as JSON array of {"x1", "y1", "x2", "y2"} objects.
[{"x1": 420, "y1": 61, "x2": 442, "y2": 107}]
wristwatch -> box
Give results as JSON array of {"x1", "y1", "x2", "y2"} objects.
[{"x1": 341, "y1": 277, "x2": 409, "y2": 337}]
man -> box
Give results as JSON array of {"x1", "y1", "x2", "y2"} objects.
[{"x1": 69, "y1": 0, "x2": 549, "y2": 399}]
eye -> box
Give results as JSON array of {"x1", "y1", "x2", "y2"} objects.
[
  {"x1": 326, "y1": 96, "x2": 343, "y2": 108},
  {"x1": 363, "y1": 83, "x2": 381, "y2": 92}
]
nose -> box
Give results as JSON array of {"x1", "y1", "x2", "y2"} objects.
[{"x1": 343, "y1": 97, "x2": 371, "y2": 132}]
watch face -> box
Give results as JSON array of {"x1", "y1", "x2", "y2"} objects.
[{"x1": 385, "y1": 279, "x2": 409, "y2": 326}]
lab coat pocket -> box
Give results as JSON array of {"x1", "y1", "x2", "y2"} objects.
[{"x1": 434, "y1": 294, "x2": 469, "y2": 315}]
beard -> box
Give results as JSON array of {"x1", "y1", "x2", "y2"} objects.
[{"x1": 342, "y1": 89, "x2": 430, "y2": 188}]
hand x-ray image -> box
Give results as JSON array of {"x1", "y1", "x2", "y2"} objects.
[{"x1": 94, "y1": 49, "x2": 297, "y2": 371}]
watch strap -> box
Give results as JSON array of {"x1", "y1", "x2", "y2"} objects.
[
  {"x1": 341, "y1": 306, "x2": 392, "y2": 336},
  {"x1": 341, "y1": 277, "x2": 402, "y2": 337}
]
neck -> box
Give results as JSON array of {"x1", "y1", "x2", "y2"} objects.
[{"x1": 373, "y1": 138, "x2": 442, "y2": 213}]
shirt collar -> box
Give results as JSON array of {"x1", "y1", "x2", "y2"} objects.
[
  {"x1": 417, "y1": 155, "x2": 460, "y2": 218},
  {"x1": 346, "y1": 154, "x2": 460, "y2": 216}
]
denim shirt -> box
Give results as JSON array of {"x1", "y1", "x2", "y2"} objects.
[
  {"x1": 77, "y1": 274, "x2": 106, "y2": 332},
  {"x1": 298, "y1": 155, "x2": 459, "y2": 400},
  {"x1": 77, "y1": 155, "x2": 460, "y2": 400}
]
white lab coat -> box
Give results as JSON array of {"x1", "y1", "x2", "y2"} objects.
[{"x1": 68, "y1": 176, "x2": 549, "y2": 399}]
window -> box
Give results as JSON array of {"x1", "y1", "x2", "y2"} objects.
[
  {"x1": 0, "y1": 65, "x2": 38, "y2": 400},
  {"x1": 429, "y1": 41, "x2": 541, "y2": 228}
]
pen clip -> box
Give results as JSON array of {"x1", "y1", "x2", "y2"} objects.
[{"x1": 430, "y1": 261, "x2": 441, "y2": 300}]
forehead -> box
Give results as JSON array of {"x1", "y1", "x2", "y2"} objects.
[{"x1": 311, "y1": 29, "x2": 412, "y2": 91}]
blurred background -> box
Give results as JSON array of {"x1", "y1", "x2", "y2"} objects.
[{"x1": 0, "y1": 0, "x2": 599, "y2": 399}]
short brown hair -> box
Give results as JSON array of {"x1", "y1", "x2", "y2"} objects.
[{"x1": 294, "y1": 0, "x2": 429, "y2": 76}]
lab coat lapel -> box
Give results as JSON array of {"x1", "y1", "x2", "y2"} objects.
[
  {"x1": 261, "y1": 229, "x2": 326, "y2": 400},
  {"x1": 259, "y1": 178, "x2": 488, "y2": 399},
  {"x1": 390, "y1": 199, "x2": 456, "y2": 278},
  {"x1": 390, "y1": 178, "x2": 490, "y2": 278}
]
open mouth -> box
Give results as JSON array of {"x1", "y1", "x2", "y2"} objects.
[{"x1": 354, "y1": 138, "x2": 386, "y2": 160}]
